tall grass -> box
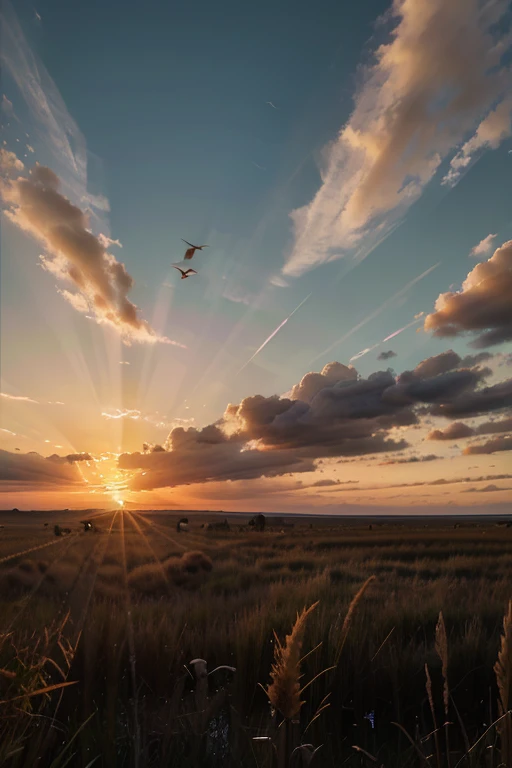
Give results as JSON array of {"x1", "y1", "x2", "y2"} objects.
[{"x1": 0, "y1": 514, "x2": 510, "y2": 766}]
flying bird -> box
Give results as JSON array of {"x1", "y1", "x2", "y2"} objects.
[
  {"x1": 266, "y1": 101, "x2": 278, "y2": 109},
  {"x1": 173, "y1": 266, "x2": 197, "y2": 280},
  {"x1": 181, "y1": 240, "x2": 209, "y2": 260}
]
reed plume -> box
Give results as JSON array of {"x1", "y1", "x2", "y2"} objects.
[
  {"x1": 494, "y1": 599, "x2": 512, "y2": 764},
  {"x1": 266, "y1": 602, "x2": 318, "y2": 720},
  {"x1": 435, "y1": 611, "x2": 450, "y2": 767},
  {"x1": 336, "y1": 576, "x2": 375, "y2": 666},
  {"x1": 425, "y1": 663, "x2": 441, "y2": 768}
]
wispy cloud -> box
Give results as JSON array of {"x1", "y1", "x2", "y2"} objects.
[
  {"x1": 0, "y1": 391, "x2": 38, "y2": 403},
  {"x1": 311, "y1": 264, "x2": 438, "y2": 364},
  {"x1": 283, "y1": 0, "x2": 511, "y2": 277},
  {"x1": 237, "y1": 293, "x2": 311, "y2": 373},
  {"x1": 470, "y1": 233, "x2": 497, "y2": 257},
  {"x1": 102, "y1": 409, "x2": 142, "y2": 421},
  {"x1": 443, "y1": 96, "x2": 512, "y2": 187}
]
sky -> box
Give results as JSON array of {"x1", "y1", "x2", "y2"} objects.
[{"x1": 1, "y1": 0, "x2": 512, "y2": 513}]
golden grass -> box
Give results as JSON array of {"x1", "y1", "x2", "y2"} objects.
[
  {"x1": 336, "y1": 574, "x2": 375, "y2": 666},
  {"x1": 266, "y1": 601, "x2": 318, "y2": 720},
  {"x1": 494, "y1": 599, "x2": 512, "y2": 764}
]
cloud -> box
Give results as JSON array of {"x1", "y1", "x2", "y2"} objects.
[
  {"x1": 283, "y1": 0, "x2": 512, "y2": 276},
  {"x1": 476, "y1": 414, "x2": 512, "y2": 435},
  {"x1": 424, "y1": 240, "x2": 512, "y2": 347},
  {"x1": 101, "y1": 409, "x2": 141, "y2": 421},
  {"x1": 0, "y1": 449, "x2": 85, "y2": 487},
  {"x1": 119, "y1": 430, "x2": 316, "y2": 491},
  {"x1": 462, "y1": 483, "x2": 510, "y2": 493},
  {"x1": 430, "y1": 414, "x2": 512, "y2": 440},
  {"x1": 48, "y1": 452, "x2": 93, "y2": 464},
  {"x1": 428, "y1": 422, "x2": 475, "y2": 441},
  {"x1": 0, "y1": 391, "x2": 38, "y2": 403},
  {"x1": 309, "y1": 478, "x2": 341, "y2": 487},
  {"x1": 408, "y1": 349, "x2": 492, "y2": 380},
  {"x1": 1, "y1": 164, "x2": 184, "y2": 346},
  {"x1": 443, "y1": 96, "x2": 512, "y2": 186},
  {"x1": 379, "y1": 454, "x2": 439, "y2": 465},
  {"x1": 238, "y1": 294, "x2": 311, "y2": 373},
  {"x1": 470, "y1": 233, "x2": 497, "y2": 258},
  {"x1": 117, "y1": 339, "x2": 512, "y2": 491},
  {"x1": 0, "y1": 148, "x2": 24, "y2": 175},
  {"x1": 290, "y1": 361, "x2": 358, "y2": 403},
  {"x1": 430, "y1": 377, "x2": 512, "y2": 418},
  {"x1": 378, "y1": 350, "x2": 397, "y2": 361},
  {"x1": 463, "y1": 436, "x2": 512, "y2": 455}
]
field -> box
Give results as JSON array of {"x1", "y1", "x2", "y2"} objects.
[{"x1": 0, "y1": 509, "x2": 511, "y2": 767}]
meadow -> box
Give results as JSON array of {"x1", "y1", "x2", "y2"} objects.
[{"x1": 0, "y1": 509, "x2": 510, "y2": 767}]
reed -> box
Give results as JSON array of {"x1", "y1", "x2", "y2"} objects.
[{"x1": 494, "y1": 599, "x2": 512, "y2": 765}]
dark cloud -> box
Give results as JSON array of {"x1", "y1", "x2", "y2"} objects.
[
  {"x1": 118, "y1": 350, "x2": 512, "y2": 491},
  {"x1": 430, "y1": 378, "x2": 512, "y2": 418},
  {"x1": 424, "y1": 240, "x2": 512, "y2": 347},
  {"x1": 462, "y1": 484, "x2": 509, "y2": 493},
  {"x1": 428, "y1": 422, "x2": 475, "y2": 441},
  {"x1": 463, "y1": 436, "x2": 512, "y2": 455},
  {"x1": 379, "y1": 454, "x2": 440, "y2": 465},
  {"x1": 0, "y1": 449, "x2": 84, "y2": 488},
  {"x1": 119, "y1": 428, "x2": 316, "y2": 491},
  {"x1": 47, "y1": 452, "x2": 93, "y2": 464},
  {"x1": 431, "y1": 413, "x2": 512, "y2": 441},
  {"x1": 402, "y1": 349, "x2": 492, "y2": 381},
  {"x1": 377, "y1": 350, "x2": 397, "y2": 361},
  {"x1": 309, "y1": 479, "x2": 340, "y2": 488},
  {"x1": 289, "y1": 362, "x2": 357, "y2": 403},
  {"x1": 476, "y1": 414, "x2": 512, "y2": 435}
]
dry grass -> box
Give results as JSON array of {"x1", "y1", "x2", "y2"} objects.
[
  {"x1": 494, "y1": 599, "x2": 512, "y2": 764},
  {"x1": 266, "y1": 601, "x2": 318, "y2": 720},
  {"x1": 0, "y1": 511, "x2": 511, "y2": 766}
]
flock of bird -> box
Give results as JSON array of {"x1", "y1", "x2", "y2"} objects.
[{"x1": 172, "y1": 239, "x2": 209, "y2": 279}]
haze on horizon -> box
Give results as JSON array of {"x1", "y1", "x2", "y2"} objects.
[{"x1": 1, "y1": 0, "x2": 512, "y2": 514}]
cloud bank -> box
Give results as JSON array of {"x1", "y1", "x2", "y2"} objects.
[
  {"x1": 0, "y1": 449, "x2": 85, "y2": 488},
  {"x1": 118, "y1": 353, "x2": 512, "y2": 491},
  {"x1": 284, "y1": 0, "x2": 511, "y2": 277}
]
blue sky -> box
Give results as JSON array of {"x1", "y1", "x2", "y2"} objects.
[{"x1": 1, "y1": 0, "x2": 512, "y2": 511}]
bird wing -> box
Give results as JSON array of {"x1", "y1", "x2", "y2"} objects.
[
  {"x1": 184, "y1": 248, "x2": 195, "y2": 260},
  {"x1": 199, "y1": 245, "x2": 209, "y2": 249},
  {"x1": 172, "y1": 265, "x2": 185, "y2": 275},
  {"x1": 185, "y1": 269, "x2": 197, "y2": 275},
  {"x1": 181, "y1": 239, "x2": 195, "y2": 248}
]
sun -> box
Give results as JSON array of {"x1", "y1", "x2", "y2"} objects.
[{"x1": 117, "y1": 499, "x2": 124, "y2": 507}]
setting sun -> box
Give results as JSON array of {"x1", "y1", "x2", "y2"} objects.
[{"x1": 0, "y1": 0, "x2": 511, "y2": 764}]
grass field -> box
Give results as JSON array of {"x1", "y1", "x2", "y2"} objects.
[{"x1": 0, "y1": 509, "x2": 511, "y2": 767}]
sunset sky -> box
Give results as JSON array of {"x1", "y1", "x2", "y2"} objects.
[{"x1": 1, "y1": 0, "x2": 511, "y2": 512}]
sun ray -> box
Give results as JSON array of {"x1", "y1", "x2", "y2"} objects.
[
  {"x1": 125, "y1": 510, "x2": 173, "y2": 593},
  {"x1": 119, "y1": 511, "x2": 141, "y2": 768},
  {"x1": 5, "y1": 530, "x2": 83, "y2": 633}
]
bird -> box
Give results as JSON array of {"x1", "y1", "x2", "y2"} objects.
[
  {"x1": 181, "y1": 239, "x2": 209, "y2": 260},
  {"x1": 173, "y1": 266, "x2": 197, "y2": 280},
  {"x1": 266, "y1": 101, "x2": 278, "y2": 109}
]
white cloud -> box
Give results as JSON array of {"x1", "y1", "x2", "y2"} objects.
[
  {"x1": 0, "y1": 391, "x2": 38, "y2": 403},
  {"x1": 102, "y1": 409, "x2": 142, "y2": 420},
  {"x1": 443, "y1": 96, "x2": 512, "y2": 186},
  {"x1": 470, "y1": 233, "x2": 497, "y2": 258},
  {"x1": 283, "y1": 0, "x2": 512, "y2": 277},
  {"x1": 0, "y1": 148, "x2": 24, "y2": 175}
]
